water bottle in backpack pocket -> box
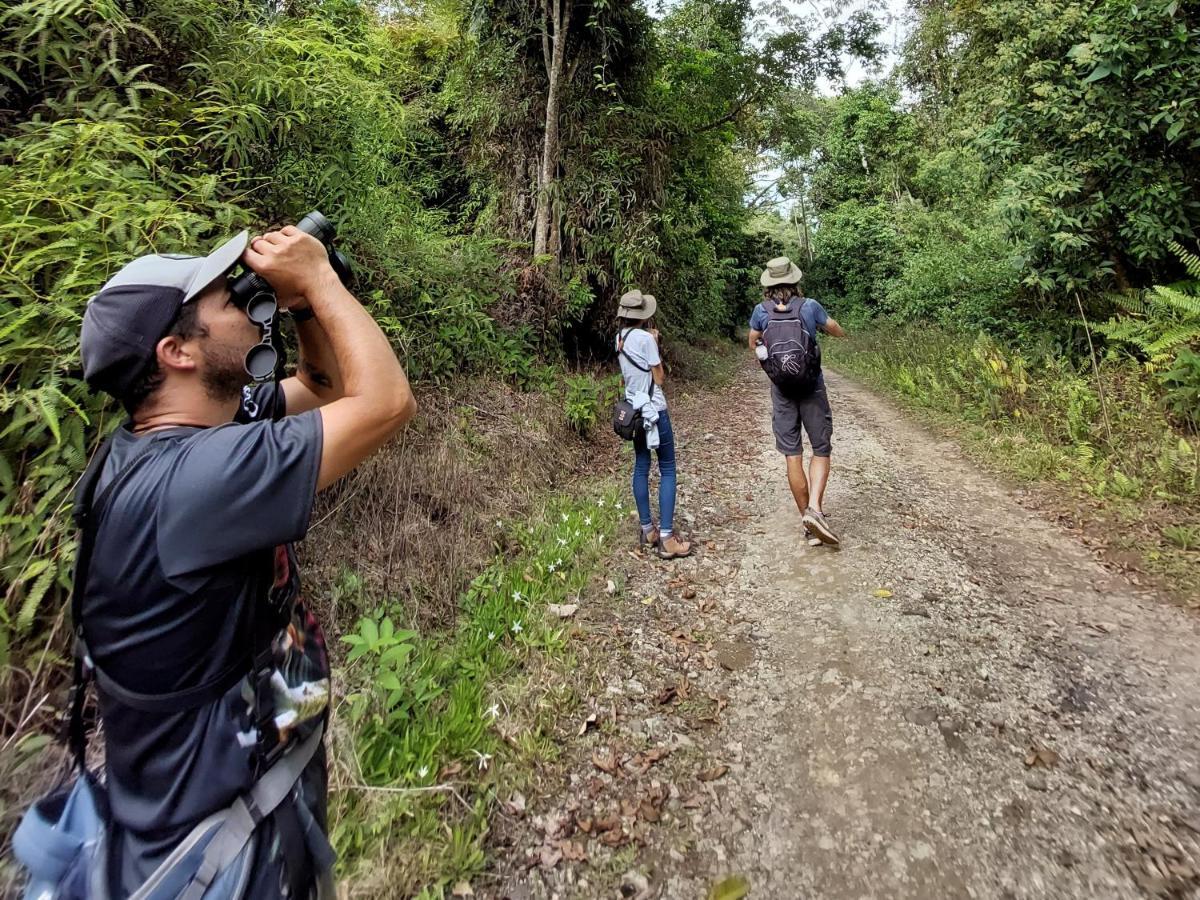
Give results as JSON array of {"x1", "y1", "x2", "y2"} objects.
[{"x1": 758, "y1": 298, "x2": 821, "y2": 396}]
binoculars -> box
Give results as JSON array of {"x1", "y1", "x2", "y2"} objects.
[{"x1": 228, "y1": 210, "x2": 353, "y2": 382}]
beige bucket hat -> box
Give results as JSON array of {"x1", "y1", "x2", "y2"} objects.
[
  {"x1": 617, "y1": 288, "x2": 657, "y2": 320},
  {"x1": 760, "y1": 256, "x2": 804, "y2": 287}
]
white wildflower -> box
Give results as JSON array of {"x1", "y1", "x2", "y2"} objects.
[
  {"x1": 485, "y1": 702, "x2": 500, "y2": 720},
  {"x1": 417, "y1": 765, "x2": 429, "y2": 779},
  {"x1": 512, "y1": 620, "x2": 523, "y2": 634},
  {"x1": 471, "y1": 750, "x2": 493, "y2": 771},
  {"x1": 487, "y1": 631, "x2": 497, "y2": 641}
]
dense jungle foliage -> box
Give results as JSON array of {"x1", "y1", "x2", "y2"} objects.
[
  {"x1": 0, "y1": 0, "x2": 877, "y2": 674},
  {"x1": 786, "y1": 0, "x2": 1199, "y2": 584}
]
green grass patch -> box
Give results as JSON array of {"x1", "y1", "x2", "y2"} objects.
[
  {"x1": 826, "y1": 326, "x2": 1200, "y2": 598},
  {"x1": 329, "y1": 488, "x2": 624, "y2": 896}
]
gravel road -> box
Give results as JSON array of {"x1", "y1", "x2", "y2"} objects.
[{"x1": 492, "y1": 360, "x2": 1200, "y2": 900}]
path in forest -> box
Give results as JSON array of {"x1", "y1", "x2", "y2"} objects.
[{"x1": 494, "y1": 360, "x2": 1200, "y2": 900}]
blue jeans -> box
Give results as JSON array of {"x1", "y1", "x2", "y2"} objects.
[{"x1": 632, "y1": 408, "x2": 677, "y2": 534}]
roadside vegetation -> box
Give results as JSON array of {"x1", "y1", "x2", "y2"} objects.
[{"x1": 779, "y1": 2, "x2": 1200, "y2": 597}]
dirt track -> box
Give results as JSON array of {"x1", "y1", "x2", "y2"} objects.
[{"x1": 493, "y1": 360, "x2": 1200, "y2": 900}]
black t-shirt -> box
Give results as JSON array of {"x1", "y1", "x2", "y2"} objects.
[{"x1": 82, "y1": 384, "x2": 329, "y2": 894}]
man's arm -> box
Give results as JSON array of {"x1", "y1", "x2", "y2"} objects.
[
  {"x1": 244, "y1": 227, "x2": 417, "y2": 491},
  {"x1": 822, "y1": 317, "x2": 846, "y2": 338},
  {"x1": 281, "y1": 312, "x2": 344, "y2": 415}
]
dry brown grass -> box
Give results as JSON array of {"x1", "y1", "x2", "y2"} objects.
[{"x1": 301, "y1": 379, "x2": 616, "y2": 637}]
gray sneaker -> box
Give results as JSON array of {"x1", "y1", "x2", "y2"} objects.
[
  {"x1": 803, "y1": 527, "x2": 822, "y2": 547},
  {"x1": 802, "y1": 508, "x2": 840, "y2": 546}
]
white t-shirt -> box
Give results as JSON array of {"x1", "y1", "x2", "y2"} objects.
[{"x1": 616, "y1": 327, "x2": 668, "y2": 413}]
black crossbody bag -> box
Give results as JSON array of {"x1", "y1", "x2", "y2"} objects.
[{"x1": 612, "y1": 329, "x2": 656, "y2": 441}]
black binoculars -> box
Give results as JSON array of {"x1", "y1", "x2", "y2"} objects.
[{"x1": 228, "y1": 210, "x2": 353, "y2": 382}]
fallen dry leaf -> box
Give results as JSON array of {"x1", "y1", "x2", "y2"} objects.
[
  {"x1": 451, "y1": 881, "x2": 474, "y2": 897},
  {"x1": 1024, "y1": 745, "x2": 1060, "y2": 769},
  {"x1": 592, "y1": 747, "x2": 619, "y2": 774},
  {"x1": 873, "y1": 588, "x2": 894, "y2": 599},
  {"x1": 502, "y1": 792, "x2": 527, "y2": 817},
  {"x1": 639, "y1": 800, "x2": 662, "y2": 823},
  {"x1": 576, "y1": 816, "x2": 594, "y2": 834},
  {"x1": 698, "y1": 764, "x2": 729, "y2": 782},
  {"x1": 655, "y1": 685, "x2": 678, "y2": 705},
  {"x1": 439, "y1": 761, "x2": 463, "y2": 779},
  {"x1": 593, "y1": 814, "x2": 620, "y2": 833},
  {"x1": 630, "y1": 746, "x2": 671, "y2": 774},
  {"x1": 547, "y1": 603, "x2": 578, "y2": 618},
  {"x1": 557, "y1": 839, "x2": 587, "y2": 862},
  {"x1": 599, "y1": 827, "x2": 626, "y2": 847},
  {"x1": 578, "y1": 712, "x2": 599, "y2": 736},
  {"x1": 683, "y1": 586, "x2": 697, "y2": 600},
  {"x1": 538, "y1": 845, "x2": 562, "y2": 869}
]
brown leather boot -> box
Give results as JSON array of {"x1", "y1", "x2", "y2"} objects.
[
  {"x1": 638, "y1": 525, "x2": 660, "y2": 549},
  {"x1": 657, "y1": 534, "x2": 692, "y2": 559}
]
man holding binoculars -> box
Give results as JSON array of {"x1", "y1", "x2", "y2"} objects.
[{"x1": 73, "y1": 216, "x2": 416, "y2": 897}]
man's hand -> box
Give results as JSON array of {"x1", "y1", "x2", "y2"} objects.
[{"x1": 242, "y1": 225, "x2": 335, "y2": 309}]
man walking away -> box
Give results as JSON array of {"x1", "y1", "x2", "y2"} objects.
[{"x1": 748, "y1": 256, "x2": 845, "y2": 546}]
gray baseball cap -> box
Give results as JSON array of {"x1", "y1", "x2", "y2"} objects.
[{"x1": 80, "y1": 231, "x2": 249, "y2": 397}]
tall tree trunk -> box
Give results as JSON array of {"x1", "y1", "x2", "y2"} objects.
[{"x1": 534, "y1": 0, "x2": 570, "y2": 258}]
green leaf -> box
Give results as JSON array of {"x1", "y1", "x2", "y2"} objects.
[
  {"x1": 380, "y1": 644, "x2": 414, "y2": 666},
  {"x1": 360, "y1": 617, "x2": 379, "y2": 647},
  {"x1": 708, "y1": 876, "x2": 750, "y2": 900},
  {"x1": 378, "y1": 671, "x2": 402, "y2": 692}
]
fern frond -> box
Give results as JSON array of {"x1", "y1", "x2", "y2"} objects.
[
  {"x1": 1150, "y1": 284, "x2": 1200, "y2": 318},
  {"x1": 1106, "y1": 289, "x2": 1148, "y2": 317},
  {"x1": 1169, "y1": 240, "x2": 1200, "y2": 282},
  {"x1": 1147, "y1": 323, "x2": 1200, "y2": 355}
]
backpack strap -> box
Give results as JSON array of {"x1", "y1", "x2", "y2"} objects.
[
  {"x1": 64, "y1": 431, "x2": 151, "y2": 769},
  {"x1": 63, "y1": 430, "x2": 263, "y2": 767},
  {"x1": 170, "y1": 722, "x2": 329, "y2": 900}
]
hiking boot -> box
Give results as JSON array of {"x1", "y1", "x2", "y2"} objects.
[
  {"x1": 657, "y1": 534, "x2": 692, "y2": 560},
  {"x1": 638, "y1": 525, "x2": 660, "y2": 549},
  {"x1": 802, "y1": 508, "x2": 840, "y2": 546}
]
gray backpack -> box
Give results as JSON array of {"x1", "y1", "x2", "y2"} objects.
[{"x1": 758, "y1": 298, "x2": 821, "y2": 396}]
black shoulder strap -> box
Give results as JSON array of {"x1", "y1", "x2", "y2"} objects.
[
  {"x1": 64, "y1": 431, "x2": 128, "y2": 767},
  {"x1": 617, "y1": 329, "x2": 655, "y2": 400},
  {"x1": 64, "y1": 430, "x2": 240, "y2": 767}
]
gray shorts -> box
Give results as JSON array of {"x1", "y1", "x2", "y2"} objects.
[{"x1": 770, "y1": 381, "x2": 833, "y2": 457}]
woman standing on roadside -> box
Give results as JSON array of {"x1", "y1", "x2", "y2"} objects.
[{"x1": 615, "y1": 289, "x2": 692, "y2": 560}]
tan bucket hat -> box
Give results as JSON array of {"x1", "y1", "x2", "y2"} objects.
[
  {"x1": 617, "y1": 288, "x2": 657, "y2": 320},
  {"x1": 760, "y1": 256, "x2": 803, "y2": 287}
]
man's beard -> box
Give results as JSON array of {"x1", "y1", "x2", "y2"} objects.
[{"x1": 201, "y1": 339, "x2": 251, "y2": 403}]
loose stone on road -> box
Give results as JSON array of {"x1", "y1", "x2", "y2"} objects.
[{"x1": 494, "y1": 360, "x2": 1200, "y2": 900}]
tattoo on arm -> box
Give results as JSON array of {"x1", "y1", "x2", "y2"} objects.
[{"x1": 302, "y1": 360, "x2": 334, "y2": 389}]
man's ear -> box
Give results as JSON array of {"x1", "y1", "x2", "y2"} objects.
[{"x1": 156, "y1": 333, "x2": 198, "y2": 374}]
